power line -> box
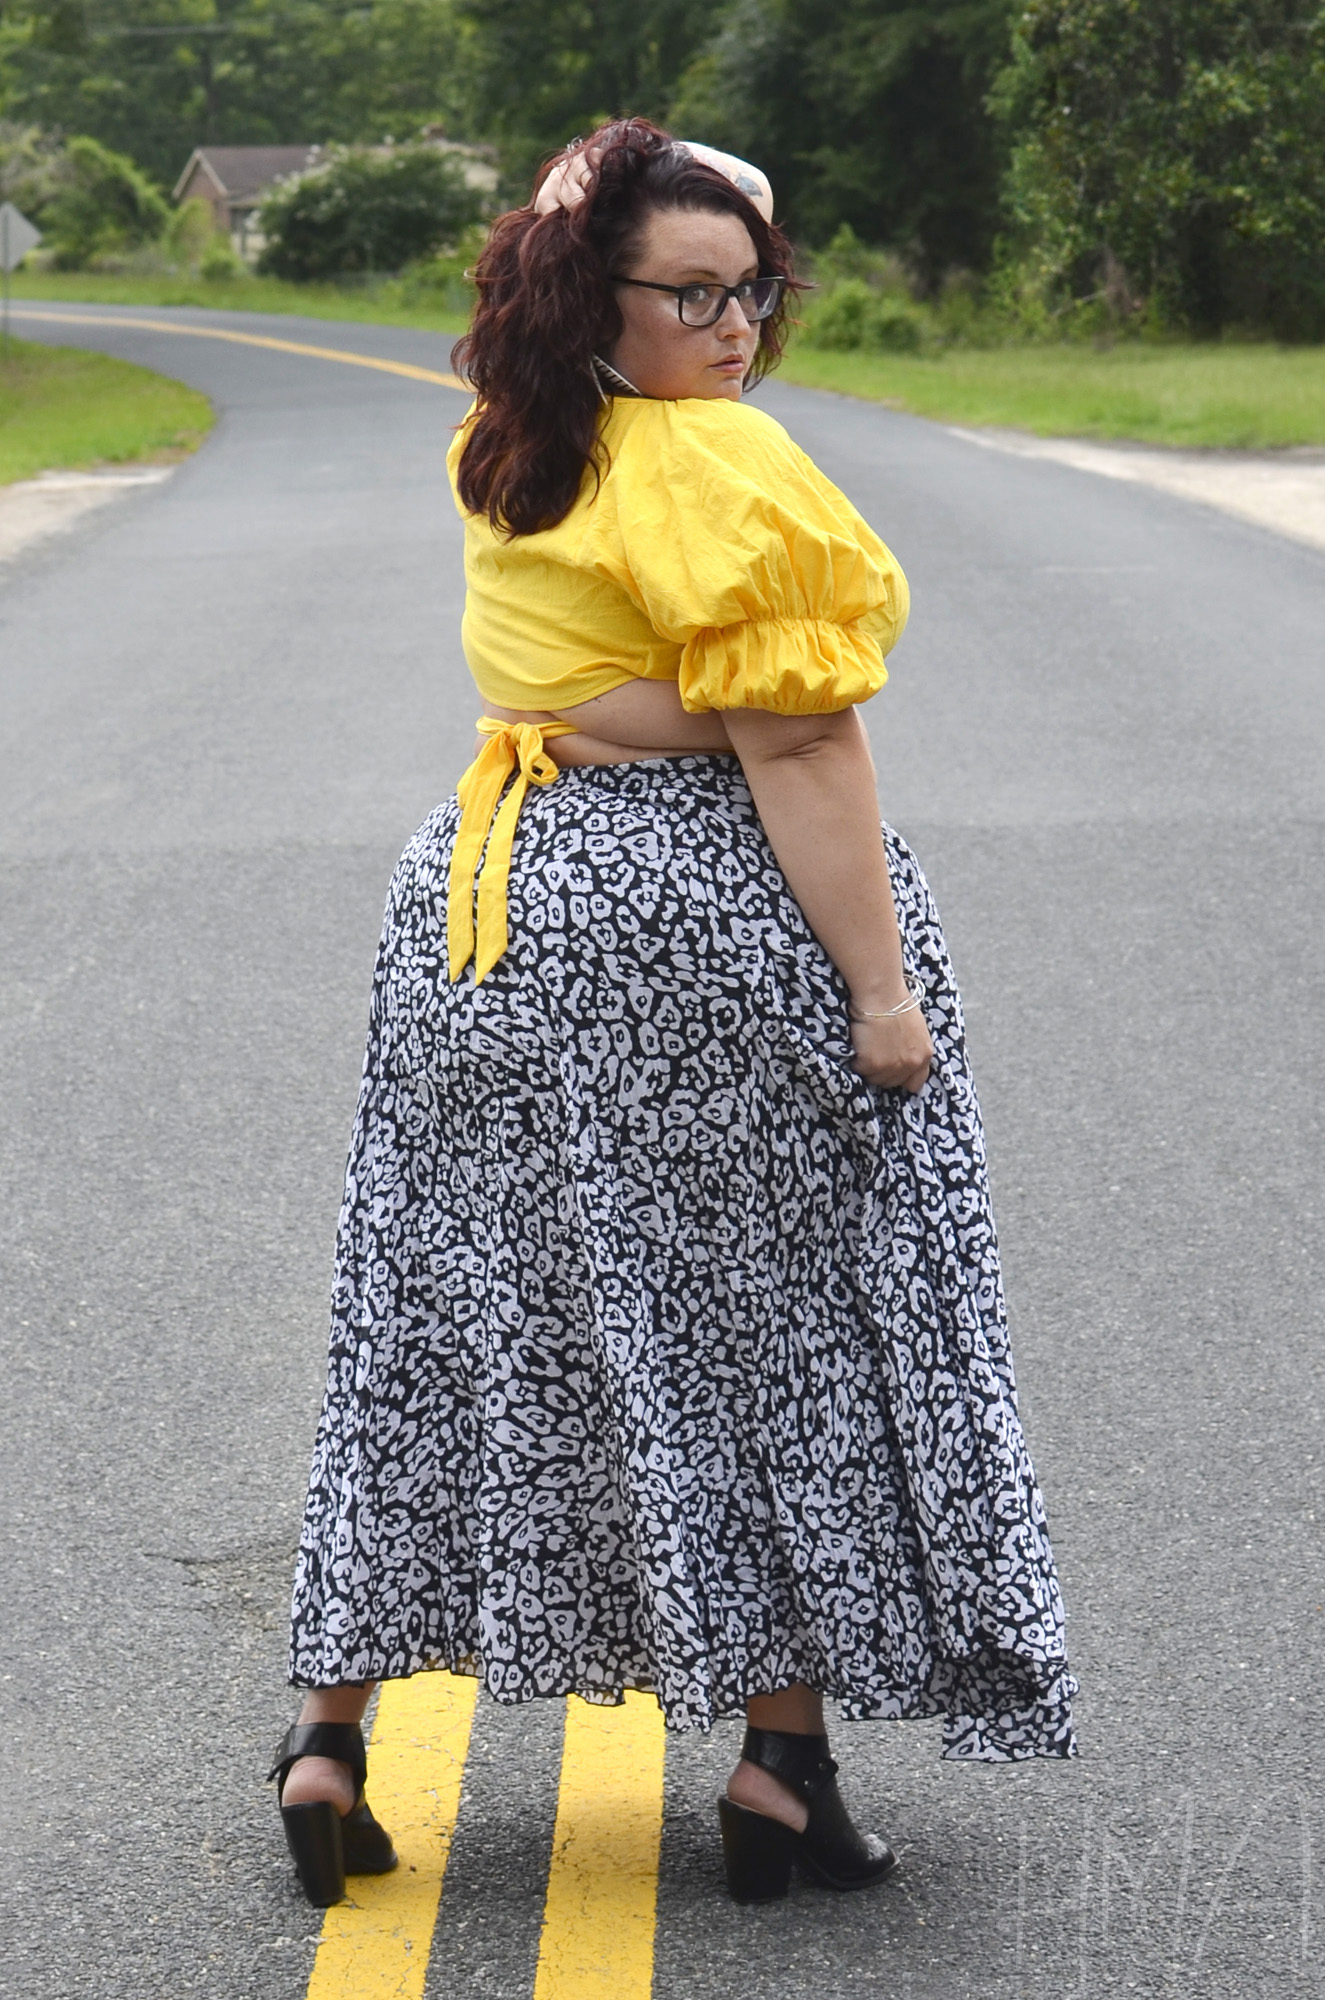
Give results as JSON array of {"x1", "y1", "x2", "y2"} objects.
[
  {"x1": 92, "y1": 23, "x2": 236, "y2": 34},
  {"x1": 89, "y1": 7, "x2": 375, "y2": 32}
]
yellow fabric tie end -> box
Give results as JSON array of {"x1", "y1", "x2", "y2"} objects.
[{"x1": 447, "y1": 718, "x2": 576, "y2": 983}]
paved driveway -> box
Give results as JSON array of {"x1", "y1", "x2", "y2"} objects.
[{"x1": 2, "y1": 303, "x2": 1323, "y2": 2000}]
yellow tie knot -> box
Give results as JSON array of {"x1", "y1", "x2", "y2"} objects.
[
  {"x1": 510, "y1": 723, "x2": 564, "y2": 789},
  {"x1": 447, "y1": 717, "x2": 578, "y2": 984}
]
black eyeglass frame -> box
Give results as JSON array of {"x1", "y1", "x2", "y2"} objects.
[{"x1": 610, "y1": 273, "x2": 788, "y2": 328}]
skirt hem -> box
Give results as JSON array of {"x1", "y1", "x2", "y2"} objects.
[{"x1": 288, "y1": 1644, "x2": 1078, "y2": 1759}]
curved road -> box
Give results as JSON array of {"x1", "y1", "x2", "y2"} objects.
[{"x1": 3, "y1": 303, "x2": 1323, "y2": 2000}]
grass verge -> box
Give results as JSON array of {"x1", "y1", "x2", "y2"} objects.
[
  {"x1": 777, "y1": 340, "x2": 1325, "y2": 450},
  {"x1": 12, "y1": 269, "x2": 1325, "y2": 448},
  {"x1": 0, "y1": 337, "x2": 214, "y2": 486},
  {"x1": 9, "y1": 266, "x2": 469, "y2": 336}
]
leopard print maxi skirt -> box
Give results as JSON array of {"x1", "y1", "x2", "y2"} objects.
[{"x1": 289, "y1": 754, "x2": 1077, "y2": 1759}]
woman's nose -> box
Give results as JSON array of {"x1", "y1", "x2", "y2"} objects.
[{"x1": 717, "y1": 294, "x2": 751, "y2": 336}]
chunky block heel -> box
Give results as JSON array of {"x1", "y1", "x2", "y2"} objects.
[
  {"x1": 280, "y1": 1799, "x2": 346, "y2": 1908},
  {"x1": 719, "y1": 1727, "x2": 897, "y2": 1902},
  {"x1": 719, "y1": 1795, "x2": 798, "y2": 1902},
  {"x1": 268, "y1": 1721, "x2": 397, "y2": 1907}
]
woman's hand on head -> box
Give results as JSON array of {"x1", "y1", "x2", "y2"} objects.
[
  {"x1": 532, "y1": 139, "x2": 773, "y2": 222},
  {"x1": 849, "y1": 1007, "x2": 933, "y2": 1093},
  {"x1": 534, "y1": 146, "x2": 600, "y2": 215}
]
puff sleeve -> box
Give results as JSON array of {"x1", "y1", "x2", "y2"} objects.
[{"x1": 581, "y1": 399, "x2": 909, "y2": 714}]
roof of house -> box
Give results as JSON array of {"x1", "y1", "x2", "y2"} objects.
[{"x1": 172, "y1": 147, "x2": 320, "y2": 205}]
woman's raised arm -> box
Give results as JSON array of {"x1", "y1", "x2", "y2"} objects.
[{"x1": 721, "y1": 706, "x2": 932, "y2": 1092}]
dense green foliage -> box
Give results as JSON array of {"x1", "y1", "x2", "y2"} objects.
[
  {"x1": 0, "y1": 1, "x2": 470, "y2": 189},
  {"x1": 994, "y1": 0, "x2": 1325, "y2": 338},
  {"x1": 0, "y1": 123, "x2": 168, "y2": 264},
  {"x1": 3, "y1": 0, "x2": 1325, "y2": 339},
  {"x1": 672, "y1": 0, "x2": 1014, "y2": 288},
  {"x1": 452, "y1": 0, "x2": 711, "y2": 187},
  {"x1": 44, "y1": 131, "x2": 169, "y2": 264},
  {"x1": 256, "y1": 143, "x2": 481, "y2": 278}
]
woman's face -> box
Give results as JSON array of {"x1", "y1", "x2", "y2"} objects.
[{"x1": 604, "y1": 206, "x2": 762, "y2": 401}]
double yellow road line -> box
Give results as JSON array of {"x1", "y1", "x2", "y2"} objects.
[
  {"x1": 9, "y1": 306, "x2": 468, "y2": 391},
  {"x1": 304, "y1": 1675, "x2": 667, "y2": 2000}
]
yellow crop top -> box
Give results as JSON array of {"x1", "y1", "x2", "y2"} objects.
[
  {"x1": 444, "y1": 394, "x2": 910, "y2": 982},
  {"x1": 447, "y1": 394, "x2": 909, "y2": 715}
]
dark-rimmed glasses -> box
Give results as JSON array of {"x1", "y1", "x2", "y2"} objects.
[{"x1": 611, "y1": 274, "x2": 787, "y2": 328}]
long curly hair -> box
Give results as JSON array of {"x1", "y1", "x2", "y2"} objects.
[{"x1": 451, "y1": 118, "x2": 799, "y2": 538}]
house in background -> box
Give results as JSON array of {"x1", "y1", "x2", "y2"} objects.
[
  {"x1": 172, "y1": 133, "x2": 500, "y2": 264},
  {"x1": 171, "y1": 146, "x2": 322, "y2": 262}
]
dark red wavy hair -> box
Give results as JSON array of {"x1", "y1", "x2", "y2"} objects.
[{"x1": 451, "y1": 119, "x2": 799, "y2": 538}]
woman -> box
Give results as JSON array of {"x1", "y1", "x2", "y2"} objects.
[{"x1": 270, "y1": 119, "x2": 1076, "y2": 1912}]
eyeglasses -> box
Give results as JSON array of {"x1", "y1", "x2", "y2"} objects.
[{"x1": 611, "y1": 274, "x2": 787, "y2": 328}]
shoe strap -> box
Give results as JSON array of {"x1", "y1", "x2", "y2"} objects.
[
  {"x1": 267, "y1": 1720, "x2": 368, "y2": 1795},
  {"x1": 739, "y1": 1727, "x2": 839, "y2": 1802}
]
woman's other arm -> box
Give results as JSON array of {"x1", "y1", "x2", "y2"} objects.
[{"x1": 721, "y1": 706, "x2": 932, "y2": 1092}]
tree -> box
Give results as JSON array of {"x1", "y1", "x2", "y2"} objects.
[
  {"x1": 49, "y1": 132, "x2": 169, "y2": 262},
  {"x1": 450, "y1": 0, "x2": 714, "y2": 191},
  {"x1": 0, "y1": 115, "x2": 64, "y2": 207},
  {"x1": 992, "y1": 0, "x2": 1325, "y2": 337},
  {"x1": 671, "y1": 0, "x2": 1016, "y2": 281},
  {"x1": 0, "y1": 1, "x2": 473, "y2": 192},
  {"x1": 0, "y1": 0, "x2": 1026, "y2": 284},
  {"x1": 257, "y1": 143, "x2": 482, "y2": 278},
  {"x1": 0, "y1": 125, "x2": 168, "y2": 263}
]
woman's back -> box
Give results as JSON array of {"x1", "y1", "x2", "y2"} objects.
[{"x1": 450, "y1": 394, "x2": 909, "y2": 723}]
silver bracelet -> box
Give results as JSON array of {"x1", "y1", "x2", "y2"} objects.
[{"x1": 848, "y1": 983, "x2": 923, "y2": 1023}]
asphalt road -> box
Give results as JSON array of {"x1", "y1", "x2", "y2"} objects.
[{"x1": 2, "y1": 302, "x2": 1323, "y2": 2000}]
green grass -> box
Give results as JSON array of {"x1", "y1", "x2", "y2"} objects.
[
  {"x1": 778, "y1": 339, "x2": 1325, "y2": 450},
  {"x1": 0, "y1": 336, "x2": 214, "y2": 486},
  {"x1": 8, "y1": 265, "x2": 469, "y2": 336},
  {"x1": 13, "y1": 267, "x2": 1325, "y2": 448}
]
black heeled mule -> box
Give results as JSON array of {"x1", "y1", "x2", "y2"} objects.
[
  {"x1": 718, "y1": 1726, "x2": 897, "y2": 1904},
  {"x1": 268, "y1": 1721, "x2": 397, "y2": 1907}
]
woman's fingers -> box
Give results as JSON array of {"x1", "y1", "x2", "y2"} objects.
[
  {"x1": 854, "y1": 1059, "x2": 931, "y2": 1093},
  {"x1": 533, "y1": 147, "x2": 600, "y2": 214},
  {"x1": 850, "y1": 1013, "x2": 934, "y2": 1093}
]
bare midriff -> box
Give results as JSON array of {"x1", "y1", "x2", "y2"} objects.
[{"x1": 478, "y1": 677, "x2": 736, "y2": 766}]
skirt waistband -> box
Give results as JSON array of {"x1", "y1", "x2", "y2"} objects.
[{"x1": 447, "y1": 720, "x2": 747, "y2": 986}]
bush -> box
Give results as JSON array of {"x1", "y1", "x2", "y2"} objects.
[
  {"x1": 41, "y1": 136, "x2": 169, "y2": 269},
  {"x1": 200, "y1": 237, "x2": 247, "y2": 282},
  {"x1": 806, "y1": 224, "x2": 911, "y2": 296},
  {"x1": 257, "y1": 145, "x2": 483, "y2": 281},
  {"x1": 166, "y1": 196, "x2": 218, "y2": 270},
  {"x1": 391, "y1": 224, "x2": 487, "y2": 314},
  {"x1": 804, "y1": 280, "x2": 926, "y2": 353},
  {"x1": 800, "y1": 230, "x2": 929, "y2": 352}
]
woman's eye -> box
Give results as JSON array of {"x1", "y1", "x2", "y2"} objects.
[{"x1": 681, "y1": 285, "x2": 717, "y2": 308}]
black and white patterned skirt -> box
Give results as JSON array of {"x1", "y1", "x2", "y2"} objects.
[{"x1": 290, "y1": 754, "x2": 1077, "y2": 1760}]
